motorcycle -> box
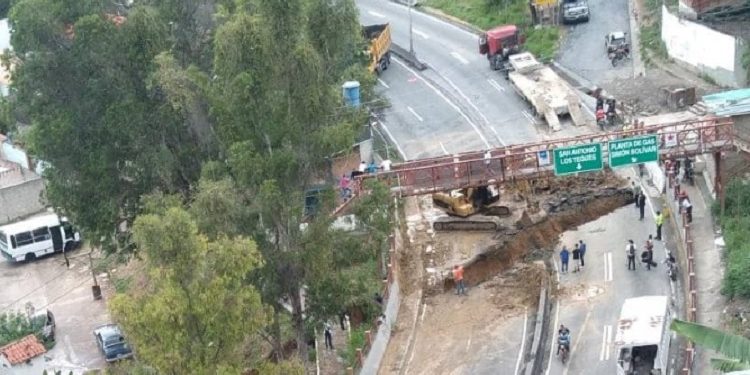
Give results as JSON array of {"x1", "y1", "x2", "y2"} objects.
[
  {"x1": 666, "y1": 250, "x2": 678, "y2": 282},
  {"x1": 559, "y1": 344, "x2": 569, "y2": 364},
  {"x1": 609, "y1": 46, "x2": 630, "y2": 67}
]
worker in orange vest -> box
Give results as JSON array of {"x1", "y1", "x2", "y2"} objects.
[{"x1": 452, "y1": 265, "x2": 466, "y2": 296}]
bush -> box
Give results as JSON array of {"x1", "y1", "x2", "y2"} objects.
[
  {"x1": 716, "y1": 179, "x2": 750, "y2": 298},
  {"x1": 343, "y1": 326, "x2": 367, "y2": 368},
  {"x1": 0, "y1": 311, "x2": 47, "y2": 347}
]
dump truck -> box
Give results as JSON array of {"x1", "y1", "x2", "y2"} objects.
[
  {"x1": 504, "y1": 52, "x2": 586, "y2": 131},
  {"x1": 432, "y1": 186, "x2": 514, "y2": 231},
  {"x1": 363, "y1": 23, "x2": 392, "y2": 74},
  {"x1": 479, "y1": 24, "x2": 523, "y2": 70}
]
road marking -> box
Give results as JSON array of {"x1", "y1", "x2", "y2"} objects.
[
  {"x1": 522, "y1": 110, "x2": 533, "y2": 121},
  {"x1": 553, "y1": 259, "x2": 561, "y2": 285},
  {"x1": 393, "y1": 58, "x2": 491, "y2": 148},
  {"x1": 599, "y1": 325, "x2": 613, "y2": 361},
  {"x1": 413, "y1": 28, "x2": 430, "y2": 39},
  {"x1": 440, "y1": 75, "x2": 505, "y2": 146},
  {"x1": 407, "y1": 106, "x2": 424, "y2": 122},
  {"x1": 374, "y1": 118, "x2": 408, "y2": 161},
  {"x1": 420, "y1": 302, "x2": 427, "y2": 323},
  {"x1": 367, "y1": 10, "x2": 386, "y2": 18},
  {"x1": 466, "y1": 336, "x2": 472, "y2": 352},
  {"x1": 604, "y1": 252, "x2": 613, "y2": 282},
  {"x1": 450, "y1": 51, "x2": 470, "y2": 65},
  {"x1": 439, "y1": 141, "x2": 449, "y2": 155},
  {"x1": 514, "y1": 307, "x2": 529, "y2": 375},
  {"x1": 378, "y1": 78, "x2": 390, "y2": 88},
  {"x1": 487, "y1": 78, "x2": 506, "y2": 92}
]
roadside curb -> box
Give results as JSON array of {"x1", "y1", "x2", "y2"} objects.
[
  {"x1": 390, "y1": 43, "x2": 428, "y2": 71},
  {"x1": 524, "y1": 284, "x2": 550, "y2": 375}
]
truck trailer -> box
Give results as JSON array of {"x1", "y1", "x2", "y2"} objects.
[
  {"x1": 363, "y1": 23, "x2": 392, "y2": 74},
  {"x1": 505, "y1": 52, "x2": 586, "y2": 131},
  {"x1": 615, "y1": 296, "x2": 672, "y2": 375}
]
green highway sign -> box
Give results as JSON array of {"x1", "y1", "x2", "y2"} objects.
[
  {"x1": 608, "y1": 135, "x2": 659, "y2": 168},
  {"x1": 553, "y1": 143, "x2": 603, "y2": 176}
]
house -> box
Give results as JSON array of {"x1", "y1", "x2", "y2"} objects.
[
  {"x1": 0, "y1": 334, "x2": 46, "y2": 368},
  {"x1": 0, "y1": 133, "x2": 47, "y2": 225}
]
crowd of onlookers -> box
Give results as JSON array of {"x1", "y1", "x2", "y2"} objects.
[{"x1": 339, "y1": 159, "x2": 392, "y2": 200}]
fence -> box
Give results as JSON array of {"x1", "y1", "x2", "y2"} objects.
[{"x1": 665, "y1": 164, "x2": 698, "y2": 374}]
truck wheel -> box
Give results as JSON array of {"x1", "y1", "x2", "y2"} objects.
[
  {"x1": 379, "y1": 59, "x2": 388, "y2": 72},
  {"x1": 25, "y1": 253, "x2": 36, "y2": 262}
]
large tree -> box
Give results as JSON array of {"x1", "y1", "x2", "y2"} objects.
[{"x1": 110, "y1": 200, "x2": 268, "y2": 374}]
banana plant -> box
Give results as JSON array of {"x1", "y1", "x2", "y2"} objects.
[{"x1": 671, "y1": 319, "x2": 750, "y2": 373}]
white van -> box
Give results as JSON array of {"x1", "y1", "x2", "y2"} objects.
[
  {"x1": 615, "y1": 295, "x2": 671, "y2": 375},
  {"x1": 0, "y1": 213, "x2": 81, "y2": 262}
]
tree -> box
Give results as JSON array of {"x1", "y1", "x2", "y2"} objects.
[
  {"x1": 110, "y1": 203, "x2": 268, "y2": 374},
  {"x1": 671, "y1": 319, "x2": 750, "y2": 373},
  {"x1": 8, "y1": 0, "x2": 208, "y2": 252}
]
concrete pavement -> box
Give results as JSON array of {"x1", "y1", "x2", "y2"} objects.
[
  {"x1": 545, "y1": 172, "x2": 675, "y2": 375},
  {"x1": 556, "y1": 0, "x2": 634, "y2": 85}
]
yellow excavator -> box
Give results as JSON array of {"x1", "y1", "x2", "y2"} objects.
[{"x1": 432, "y1": 186, "x2": 512, "y2": 231}]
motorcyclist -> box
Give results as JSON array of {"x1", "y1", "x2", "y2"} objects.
[
  {"x1": 557, "y1": 324, "x2": 571, "y2": 355},
  {"x1": 596, "y1": 108, "x2": 606, "y2": 130}
]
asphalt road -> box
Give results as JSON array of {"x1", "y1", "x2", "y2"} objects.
[
  {"x1": 545, "y1": 175, "x2": 678, "y2": 375},
  {"x1": 358, "y1": 0, "x2": 543, "y2": 150},
  {"x1": 556, "y1": 0, "x2": 634, "y2": 85}
]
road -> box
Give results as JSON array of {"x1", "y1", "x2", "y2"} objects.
[
  {"x1": 358, "y1": 0, "x2": 544, "y2": 152},
  {"x1": 545, "y1": 173, "x2": 677, "y2": 375},
  {"x1": 556, "y1": 0, "x2": 633, "y2": 85},
  {"x1": 0, "y1": 251, "x2": 110, "y2": 373}
]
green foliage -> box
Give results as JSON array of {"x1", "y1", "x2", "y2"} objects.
[
  {"x1": 422, "y1": 0, "x2": 560, "y2": 61},
  {"x1": 343, "y1": 326, "x2": 367, "y2": 367},
  {"x1": 714, "y1": 179, "x2": 750, "y2": 298},
  {"x1": 255, "y1": 359, "x2": 306, "y2": 375},
  {"x1": 110, "y1": 201, "x2": 267, "y2": 374},
  {"x1": 639, "y1": 0, "x2": 668, "y2": 62},
  {"x1": 671, "y1": 319, "x2": 750, "y2": 372},
  {"x1": 0, "y1": 311, "x2": 46, "y2": 346},
  {"x1": 0, "y1": 0, "x2": 13, "y2": 18},
  {"x1": 0, "y1": 96, "x2": 15, "y2": 135}
]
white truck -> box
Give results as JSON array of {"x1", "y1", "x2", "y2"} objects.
[
  {"x1": 614, "y1": 295, "x2": 672, "y2": 375},
  {"x1": 505, "y1": 52, "x2": 586, "y2": 131}
]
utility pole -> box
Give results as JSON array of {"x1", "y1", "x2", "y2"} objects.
[{"x1": 408, "y1": 0, "x2": 414, "y2": 54}]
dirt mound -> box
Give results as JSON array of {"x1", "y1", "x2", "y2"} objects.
[{"x1": 442, "y1": 183, "x2": 631, "y2": 292}]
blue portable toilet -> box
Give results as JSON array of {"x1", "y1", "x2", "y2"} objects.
[{"x1": 342, "y1": 81, "x2": 361, "y2": 108}]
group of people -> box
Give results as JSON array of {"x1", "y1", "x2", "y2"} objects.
[
  {"x1": 558, "y1": 240, "x2": 587, "y2": 274},
  {"x1": 625, "y1": 235, "x2": 658, "y2": 271},
  {"x1": 339, "y1": 159, "x2": 392, "y2": 201}
]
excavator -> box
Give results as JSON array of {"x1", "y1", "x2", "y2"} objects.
[{"x1": 432, "y1": 185, "x2": 513, "y2": 231}]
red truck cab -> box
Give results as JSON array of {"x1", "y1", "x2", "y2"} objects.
[{"x1": 479, "y1": 25, "x2": 523, "y2": 70}]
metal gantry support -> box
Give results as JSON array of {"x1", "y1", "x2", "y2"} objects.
[{"x1": 355, "y1": 117, "x2": 735, "y2": 197}]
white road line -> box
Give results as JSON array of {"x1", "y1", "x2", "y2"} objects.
[
  {"x1": 553, "y1": 259, "x2": 561, "y2": 285},
  {"x1": 419, "y1": 302, "x2": 427, "y2": 322},
  {"x1": 546, "y1": 301, "x2": 561, "y2": 375},
  {"x1": 367, "y1": 10, "x2": 386, "y2": 18},
  {"x1": 407, "y1": 106, "x2": 424, "y2": 122},
  {"x1": 450, "y1": 51, "x2": 470, "y2": 65},
  {"x1": 599, "y1": 325, "x2": 607, "y2": 361},
  {"x1": 605, "y1": 325, "x2": 612, "y2": 361},
  {"x1": 603, "y1": 252, "x2": 608, "y2": 283},
  {"x1": 487, "y1": 78, "x2": 506, "y2": 92},
  {"x1": 378, "y1": 78, "x2": 390, "y2": 88},
  {"x1": 440, "y1": 75, "x2": 505, "y2": 146},
  {"x1": 514, "y1": 307, "x2": 529, "y2": 375},
  {"x1": 393, "y1": 58, "x2": 491, "y2": 148},
  {"x1": 606, "y1": 252, "x2": 613, "y2": 282},
  {"x1": 522, "y1": 110, "x2": 533, "y2": 121},
  {"x1": 439, "y1": 141, "x2": 449, "y2": 155},
  {"x1": 466, "y1": 336, "x2": 472, "y2": 353},
  {"x1": 413, "y1": 28, "x2": 430, "y2": 39},
  {"x1": 376, "y1": 119, "x2": 408, "y2": 161}
]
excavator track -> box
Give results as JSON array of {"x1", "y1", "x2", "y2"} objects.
[{"x1": 433, "y1": 216, "x2": 502, "y2": 231}]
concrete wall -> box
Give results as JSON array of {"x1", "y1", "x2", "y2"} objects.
[
  {"x1": 360, "y1": 279, "x2": 400, "y2": 375},
  {"x1": 0, "y1": 177, "x2": 46, "y2": 225},
  {"x1": 1, "y1": 141, "x2": 31, "y2": 169},
  {"x1": 661, "y1": 5, "x2": 748, "y2": 88}
]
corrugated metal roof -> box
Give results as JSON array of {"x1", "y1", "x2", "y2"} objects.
[{"x1": 702, "y1": 88, "x2": 750, "y2": 116}]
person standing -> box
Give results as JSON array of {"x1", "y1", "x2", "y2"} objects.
[
  {"x1": 452, "y1": 265, "x2": 466, "y2": 296},
  {"x1": 578, "y1": 240, "x2": 586, "y2": 268},
  {"x1": 655, "y1": 211, "x2": 664, "y2": 240},
  {"x1": 339, "y1": 174, "x2": 351, "y2": 200},
  {"x1": 682, "y1": 197, "x2": 693, "y2": 223},
  {"x1": 644, "y1": 235, "x2": 656, "y2": 270},
  {"x1": 638, "y1": 193, "x2": 646, "y2": 220},
  {"x1": 572, "y1": 244, "x2": 581, "y2": 273},
  {"x1": 632, "y1": 181, "x2": 641, "y2": 208},
  {"x1": 324, "y1": 322, "x2": 334, "y2": 350},
  {"x1": 626, "y1": 240, "x2": 637, "y2": 271},
  {"x1": 560, "y1": 246, "x2": 570, "y2": 274}
]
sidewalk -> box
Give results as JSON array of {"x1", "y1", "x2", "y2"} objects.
[{"x1": 666, "y1": 172, "x2": 725, "y2": 374}]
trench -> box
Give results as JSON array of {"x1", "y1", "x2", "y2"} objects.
[{"x1": 443, "y1": 184, "x2": 634, "y2": 291}]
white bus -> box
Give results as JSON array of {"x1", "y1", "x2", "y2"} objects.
[
  {"x1": 615, "y1": 295, "x2": 672, "y2": 375},
  {"x1": 0, "y1": 213, "x2": 81, "y2": 262}
]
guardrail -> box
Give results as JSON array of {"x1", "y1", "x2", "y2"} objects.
[{"x1": 666, "y1": 168, "x2": 697, "y2": 374}]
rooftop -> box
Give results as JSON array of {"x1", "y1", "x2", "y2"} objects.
[
  {"x1": 703, "y1": 88, "x2": 750, "y2": 116},
  {"x1": 614, "y1": 296, "x2": 668, "y2": 347},
  {"x1": 0, "y1": 334, "x2": 46, "y2": 366}
]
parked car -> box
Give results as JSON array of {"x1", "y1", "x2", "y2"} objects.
[
  {"x1": 562, "y1": 0, "x2": 590, "y2": 24},
  {"x1": 605, "y1": 31, "x2": 629, "y2": 53},
  {"x1": 93, "y1": 324, "x2": 133, "y2": 362},
  {"x1": 30, "y1": 309, "x2": 56, "y2": 343}
]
